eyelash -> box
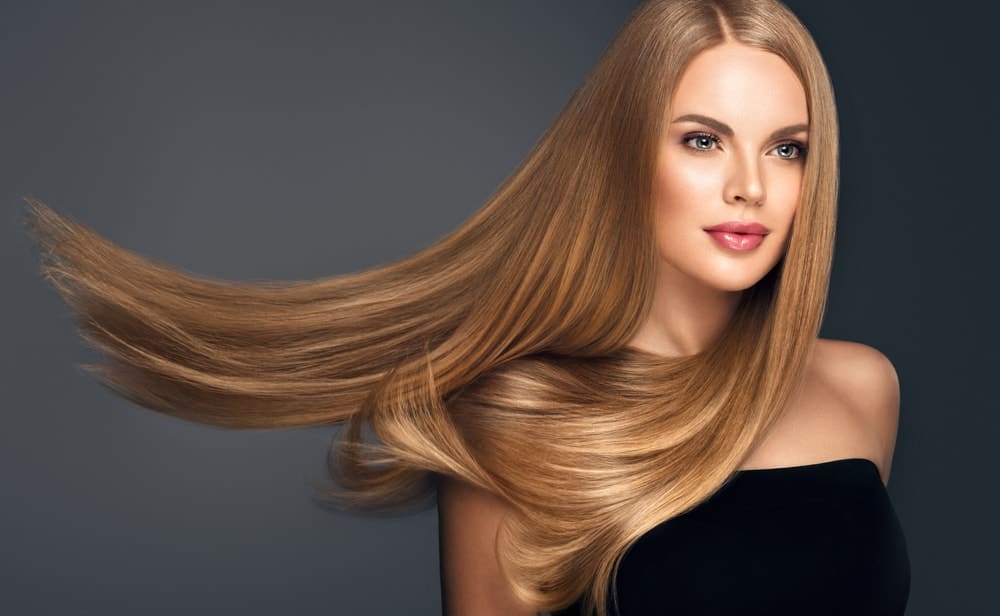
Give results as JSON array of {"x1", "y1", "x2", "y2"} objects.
[{"x1": 683, "y1": 131, "x2": 809, "y2": 160}]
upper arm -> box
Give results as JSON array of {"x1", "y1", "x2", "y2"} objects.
[
  {"x1": 436, "y1": 475, "x2": 538, "y2": 616},
  {"x1": 837, "y1": 342, "x2": 901, "y2": 486}
]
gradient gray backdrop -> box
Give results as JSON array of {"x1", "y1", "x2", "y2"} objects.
[{"x1": 3, "y1": 1, "x2": 996, "y2": 614}]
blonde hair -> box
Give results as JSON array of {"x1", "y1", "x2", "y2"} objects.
[{"x1": 22, "y1": 0, "x2": 838, "y2": 614}]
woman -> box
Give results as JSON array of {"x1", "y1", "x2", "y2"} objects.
[{"x1": 22, "y1": 0, "x2": 909, "y2": 614}]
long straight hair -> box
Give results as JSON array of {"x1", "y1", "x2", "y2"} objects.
[{"x1": 23, "y1": 0, "x2": 839, "y2": 613}]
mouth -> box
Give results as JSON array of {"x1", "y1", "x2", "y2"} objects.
[
  {"x1": 703, "y1": 220, "x2": 770, "y2": 235},
  {"x1": 704, "y1": 229, "x2": 766, "y2": 251}
]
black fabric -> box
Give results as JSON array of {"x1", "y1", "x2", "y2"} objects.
[{"x1": 551, "y1": 457, "x2": 910, "y2": 616}]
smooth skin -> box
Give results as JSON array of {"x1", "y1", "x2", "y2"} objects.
[
  {"x1": 437, "y1": 41, "x2": 901, "y2": 616},
  {"x1": 628, "y1": 41, "x2": 806, "y2": 357}
]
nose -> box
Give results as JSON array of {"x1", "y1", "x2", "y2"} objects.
[{"x1": 724, "y1": 154, "x2": 766, "y2": 207}]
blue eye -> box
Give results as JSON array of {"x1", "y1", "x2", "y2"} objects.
[
  {"x1": 682, "y1": 132, "x2": 809, "y2": 160},
  {"x1": 684, "y1": 133, "x2": 721, "y2": 151},
  {"x1": 773, "y1": 141, "x2": 809, "y2": 160},
  {"x1": 775, "y1": 141, "x2": 809, "y2": 158}
]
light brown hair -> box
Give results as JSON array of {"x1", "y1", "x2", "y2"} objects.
[{"x1": 22, "y1": 0, "x2": 839, "y2": 613}]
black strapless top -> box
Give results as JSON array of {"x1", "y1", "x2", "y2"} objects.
[{"x1": 550, "y1": 457, "x2": 910, "y2": 616}]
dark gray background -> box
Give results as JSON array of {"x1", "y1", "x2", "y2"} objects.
[{"x1": 2, "y1": 1, "x2": 995, "y2": 614}]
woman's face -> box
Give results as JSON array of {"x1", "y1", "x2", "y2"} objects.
[{"x1": 653, "y1": 42, "x2": 809, "y2": 293}]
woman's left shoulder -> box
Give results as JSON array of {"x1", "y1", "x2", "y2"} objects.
[
  {"x1": 814, "y1": 337, "x2": 901, "y2": 483},
  {"x1": 814, "y1": 338, "x2": 899, "y2": 385}
]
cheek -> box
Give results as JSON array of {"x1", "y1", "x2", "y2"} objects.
[
  {"x1": 655, "y1": 155, "x2": 718, "y2": 207},
  {"x1": 771, "y1": 162, "x2": 805, "y2": 203},
  {"x1": 771, "y1": 177, "x2": 803, "y2": 229},
  {"x1": 653, "y1": 160, "x2": 690, "y2": 215},
  {"x1": 651, "y1": 159, "x2": 713, "y2": 244}
]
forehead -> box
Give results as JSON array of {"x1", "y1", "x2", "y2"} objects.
[{"x1": 670, "y1": 42, "x2": 808, "y2": 127}]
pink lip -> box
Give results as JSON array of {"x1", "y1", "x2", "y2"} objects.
[
  {"x1": 705, "y1": 230, "x2": 766, "y2": 251},
  {"x1": 704, "y1": 221, "x2": 770, "y2": 235}
]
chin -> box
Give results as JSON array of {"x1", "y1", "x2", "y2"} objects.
[
  {"x1": 694, "y1": 267, "x2": 773, "y2": 293},
  {"x1": 705, "y1": 256, "x2": 786, "y2": 292},
  {"x1": 659, "y1": 253, "x2": 777, "y2": 294},
  {"x1": 709, "y1": 278, "x2": 763, "y2": 293}
]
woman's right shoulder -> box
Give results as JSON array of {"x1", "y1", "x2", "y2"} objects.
[{"x1": 436, "y1": 476, "x2": 538, "y2": 616}]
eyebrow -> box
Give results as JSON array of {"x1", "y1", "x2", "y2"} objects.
[{"x1": 671, "y1": 113, "x2": 809, "y2": 141}]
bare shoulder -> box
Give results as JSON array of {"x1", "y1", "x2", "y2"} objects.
[
  {"x1": 436, "y1": 476, "x2": 537, "y2": 616},
  {"x1": 813, "y1": 338, "x2": 901, "y2": 485}
]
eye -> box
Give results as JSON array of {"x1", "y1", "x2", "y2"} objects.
[
  {"x1": 772, "y1": 141, "x2": 809, "y2": 160},
  {"x1": 682, "y1": 132, "x2": 809, "y2": 161},
  {"x1": 683, "y1": 132, "x2": 721, "y2": 152}
]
